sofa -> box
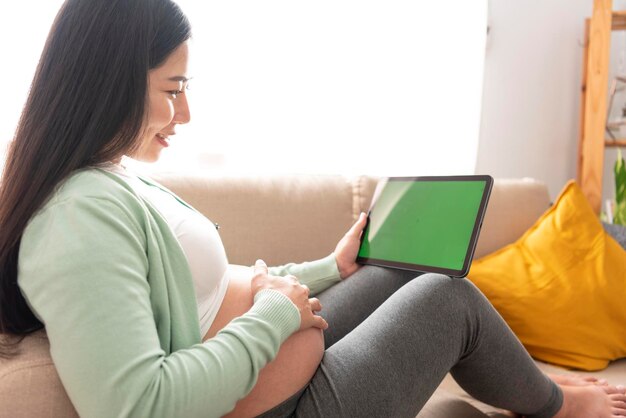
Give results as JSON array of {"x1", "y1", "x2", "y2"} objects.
[{"x1": 0, "y1": 173, "x2": 624, "y2": 418}]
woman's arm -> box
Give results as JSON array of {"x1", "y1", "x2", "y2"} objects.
[
  {"x1": 268, "y1": 212, "x2": 369, "y2": 294},
  {"x1": 268, "y1": 253, "x2": 341, "y2": 296},
  {"x1": 18, "y1": 196, "x2": 300, "y2": 418}
]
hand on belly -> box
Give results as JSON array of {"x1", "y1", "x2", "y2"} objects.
[{"x1": 203, "y1": 265, "x2": 325, "y2": 418}]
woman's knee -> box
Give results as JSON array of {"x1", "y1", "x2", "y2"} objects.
[{"x1": 405, "y1": 273, "x2": 486, "y2": 313}]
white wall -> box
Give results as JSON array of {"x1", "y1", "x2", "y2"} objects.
[{"x1": 476, "y1": 0, "x2": 595, "y2": 200}]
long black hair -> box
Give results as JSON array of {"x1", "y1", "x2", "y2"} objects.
[{"x1": 0, "y1": 0, "x2": 191, "y2": 357}]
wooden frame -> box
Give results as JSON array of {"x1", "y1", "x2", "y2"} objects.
[{"x1": 577, "y1": 0, "x2": 613, "y2": 214}]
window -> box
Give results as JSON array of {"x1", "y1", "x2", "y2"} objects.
[{"x1": 0, "y1": 1, "x2": 487, "y2": 177}]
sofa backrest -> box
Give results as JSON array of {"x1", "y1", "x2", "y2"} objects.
[
  {"x1": 151, "y1": 174, "x2": 551, "y2": 264},
  {"x1": 0, "y1": 330, "x2": 78, "y2": 418},
  {"x1": 149, "y1": 173, "x2": 381, "y2": 266}
]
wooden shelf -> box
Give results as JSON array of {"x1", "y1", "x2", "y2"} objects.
[
  {"x1": 612, "y1": 10, "x2": 626, "y2": 29},
  {"x1": 578, "y1": 0, "x2": 615, "y2": 214},
  {"x1": 574, "y1": 3, "x2": 626, "y2": 211}
]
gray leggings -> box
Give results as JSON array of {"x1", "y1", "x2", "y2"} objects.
[{"x1": 256, "y1": 266, "x2": 563, "y2": 418}]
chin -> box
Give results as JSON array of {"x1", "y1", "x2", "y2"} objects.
[
  {"x1": 133, "y1": 154, "x2": 160, "y2": 164},
  {"x1": 135, "y1": 151, "x2": 161, "y2": 163},
  {"x1": 129, "y1": 145, "x2": 163, "y2": 163}
]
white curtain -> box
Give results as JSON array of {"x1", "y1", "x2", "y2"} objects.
[{"x1": 0, "y1": 1, "x2": 487, "y2": 177}]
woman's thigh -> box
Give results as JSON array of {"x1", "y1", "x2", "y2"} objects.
[
  {"x1": 296, "y1": 274, "x2": 560, "y2": 418},
  {"x1": 316, "y1": 265, "x2": 418, "y2": 348}
]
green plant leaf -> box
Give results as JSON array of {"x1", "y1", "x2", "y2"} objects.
[{"x1": 615, "y1": 148, "x2": 626, "y2": 206}]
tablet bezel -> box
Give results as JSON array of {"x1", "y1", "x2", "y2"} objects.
[{"x1": 356, "y1": 175, "x2": 493, "y2": 278}]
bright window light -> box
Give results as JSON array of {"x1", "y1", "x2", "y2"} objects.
[{"x1": 0, "y1": 1, "x2": 487, "y2": 177}]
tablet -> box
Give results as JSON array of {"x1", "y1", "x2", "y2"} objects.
[{"x1": 357, "y1": 175, "x2": 493, "y2": 278}]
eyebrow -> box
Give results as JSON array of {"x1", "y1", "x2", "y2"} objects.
[{"x1": 168, "y1": 76, "x2": 191, "y2": 82}]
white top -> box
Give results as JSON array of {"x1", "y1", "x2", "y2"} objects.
[{"x1": 100, "y1": 162, "x2": 229, "y2": 338}]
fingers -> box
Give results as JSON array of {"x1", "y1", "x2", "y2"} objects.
[
  {"x1": 311, "y1": 314, "x2": 329, "y2": 330},
  {"x1": 347, "y1": 212, "x2": 368, "y2": 237},
  {"x1": 254, "y1": 259, "x2": 268, "y2": 276},
  {"x1": 249, "y1": 266, "x2": 326, "y2": 330},
  {"x1": 309, "y1": 297, "x2": 322, "y2": 312},
  {"x1": 297, "y1": 297, "x2": 327, "y2": 330},
  {"x1": 307, "y1": 298, "x2": 327, "y2": 329}
]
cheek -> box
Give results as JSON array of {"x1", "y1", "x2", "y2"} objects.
[{"x1": 147, "y1": 99, "x2": 175, "y2": 130}]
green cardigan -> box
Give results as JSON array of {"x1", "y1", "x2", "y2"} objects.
[{"x1": 17, "y1": 168, "x2": 341, "y2": 418}]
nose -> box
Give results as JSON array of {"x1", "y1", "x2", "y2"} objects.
[{"x1": 173, "y1": 92, "x2": 191, "y2": 125}]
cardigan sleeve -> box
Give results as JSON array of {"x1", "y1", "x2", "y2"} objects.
[
  {"x1": 268, "y1": 253, "x2": 342, "y2": 296},
  {"x1": 18, "y1": 196, "x2": 300, "y2": 418}
]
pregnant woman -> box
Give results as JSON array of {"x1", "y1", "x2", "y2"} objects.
[{"x1": 1, "y1": 1, "x2": 624, "y2": 417}]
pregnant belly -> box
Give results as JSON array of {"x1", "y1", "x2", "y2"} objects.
[{"x1": 202, "y1": 264, "x2": 324, "y2": 418}]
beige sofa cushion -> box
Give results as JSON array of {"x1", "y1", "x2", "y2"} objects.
[
  {"x1": 151, "y1": 173, "x2": 366, "y2": 267},
  {"x1": 151, "y1": 174, "x2": 551, "y2": 265},
  {"x1": 0, "y1": 330, "x2": 78, "y2": 418}
]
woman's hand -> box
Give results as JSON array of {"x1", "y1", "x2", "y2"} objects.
[
  {"x1": 251, "y1": 259, "x2": 328, "y2": 331},
  {"x1": 334, "y1": 212, "x2": 368, "y2": 280}
]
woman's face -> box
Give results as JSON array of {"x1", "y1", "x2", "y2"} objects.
[{"x1": 131, "y1": 41, "x2": 191, "y2": 163}]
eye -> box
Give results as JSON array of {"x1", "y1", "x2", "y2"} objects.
[
  {"x1": 166, "y1": 80, "x2": 190, "y2": 99},
  {"x1": 168, "y1": 90, "x2": 183, "y2": 99}
]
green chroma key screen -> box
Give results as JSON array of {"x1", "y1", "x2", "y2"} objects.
[{"x1": 357, "y1": 176, "x2": 492, "y2": 277}]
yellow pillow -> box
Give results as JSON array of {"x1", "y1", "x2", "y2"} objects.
[{"x1": 467, "y1": 180, "x2": 626, "y2": 371}]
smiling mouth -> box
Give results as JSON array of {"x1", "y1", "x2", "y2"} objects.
[{"x1": 156, "y1": 133, "x2": 171, "y2": 147}]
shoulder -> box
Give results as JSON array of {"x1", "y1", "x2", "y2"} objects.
[
  {"x1": 53, "y1": 167, "x2": 139, "y2": 204},
  {"x1": 29, "y1": 168, "x2": 149, "y2": 234},
  {"x1": 41, "y1": 167, "x2": 149, "y2": 214}
]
